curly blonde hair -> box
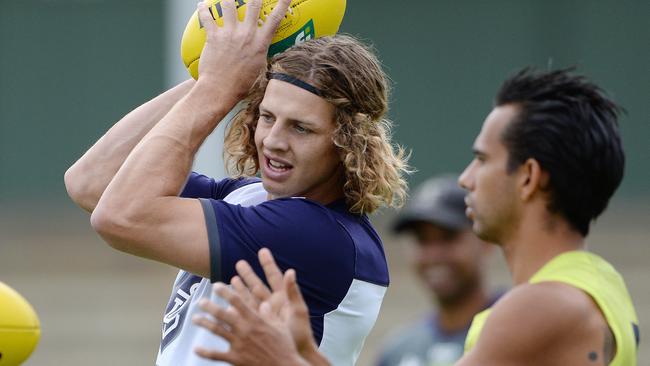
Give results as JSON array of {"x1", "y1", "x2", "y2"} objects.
[{"x1": 224, "y1": 35, "x2": 410, "y2": 214}]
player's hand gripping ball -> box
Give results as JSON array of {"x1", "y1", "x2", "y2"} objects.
[
  {"x1": 0, "y1": 282, "x2": 40, "y2": 366},
  {"x1": 181, "y1": 0, "x2": 346, "y2": 79}
]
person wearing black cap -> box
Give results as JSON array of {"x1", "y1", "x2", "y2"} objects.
[{"x1": 376, "y1": 175, "x2": 500, "y2": 366}]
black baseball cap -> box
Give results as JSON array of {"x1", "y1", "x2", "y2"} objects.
[{"x1": 393, "y1": 175, "x2": 470, "y2": 233}]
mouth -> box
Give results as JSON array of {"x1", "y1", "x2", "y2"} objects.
[
  {"x1": 263, "y1": 154, "x2": 294, "y2": 179},
  {"x1": 421, "y1": 265, "x2": 456, "y2": 291},
  {"x1": 464, "y1": 197, "x2": 475, "y2": 219},
  {"x1": 465, "y1": 207, "x2": 474, "y2": 219}
]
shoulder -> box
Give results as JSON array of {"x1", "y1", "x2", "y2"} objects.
[
  {"x1": 209, "y1": 197, "x2": 357, "y2": 262},
  {"x1": 209, "y1": 197, "x2": 388, "y2": 283},
  {"x1": 491, "y1": 281, "x2": 600, "y2": 331},
  {"x1": 257, "y1": 197, "x2": 340, "y2": 217},
  {"x1": 218, "y1": 176, "x2": 262, "y2": 198},
  {"x1": 259, "y1": 198, "x2": 389, "y2": 284},
  {"x1": 247, "y1": 198, "x2": 353, "y2": 240},
  {"x1": 181, "y1": 172, "x2": 260, "y2": 200},
  {"x1": 470, "y1": 281, "x2": 605, "y2": 362}
]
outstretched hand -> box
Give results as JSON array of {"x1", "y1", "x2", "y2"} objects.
[
  {"x1": 196, "y1": 0, "x2": 291, "y2": 103},
  {"x1": 192, "y1": 248, "x2": 329, "y2": 366}
]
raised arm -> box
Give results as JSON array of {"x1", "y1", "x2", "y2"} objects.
[
  {"x1": 64, "y1": 79, "x2": 195, "y2": 213},
  {"x1": 89, "y1": 0, "x2": 291, "y2": 278}
]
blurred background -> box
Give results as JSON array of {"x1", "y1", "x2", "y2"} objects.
[{"x1": 1, "y1": 0, "x2": 648, "y2": 365}]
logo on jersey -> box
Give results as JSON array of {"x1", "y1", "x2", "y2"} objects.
[{"x1": 159, "y1": 272, "x2": 203, "y2": 352}]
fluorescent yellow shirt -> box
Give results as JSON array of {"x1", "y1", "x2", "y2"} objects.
[{"x1": 464, "y1": 251, "x2": 639, "y2": 365}]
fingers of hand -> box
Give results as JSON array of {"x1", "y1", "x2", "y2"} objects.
[
  {"x1": 285, "y1": 269, "x2": 309, "y2": 315},
  {"x1": 202, "y1": 286, "x2": 242, "y2": 325},
  {"x1": 231, "y1": 275, "x2": 259, "y2": 309},
  {"x1": 194, "y1": 346, "x2": 235, "y2": 363},
  {"x1": 262, "y1": 0, "x2": 291, "y2": 40},
  {"x1": 192, "y1": 314, "x2": 236, "y2": 343},
  {"x1": 236, "y1": 259, "x2": 272, "y2": 301},
  {"x1": 213, "y1": 282, "x2": 257, "y2": 321},
  {"x1": 197, "y1": 2, "x2": 218, "y2": 34},
  {"x1": 244, "y1": 0, "x2": 263, "y2": 28},
  {"x1": 220, "y1": 0, "x2": 237, "y2": 28},
  {"x1": 259, "y1": 248, "x2": 284, "y2": 291},
  {"x1": 197, "y1": 299, "x2": 219, "y2": 319}
]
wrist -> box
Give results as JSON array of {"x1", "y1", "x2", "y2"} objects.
[{"x1": 190, "y1": 78, "x2": 240, "y2": 119}]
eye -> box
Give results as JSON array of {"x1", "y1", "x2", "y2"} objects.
[
  {"x1": 294, "y1": 124, "x2": 311, "y2": 134},
  {"x1": 473, "y1": 154, "x2": 486, "y2": 164},
  {"x1": 259, "y1": 113, "x2": 274, "y2": 124}
]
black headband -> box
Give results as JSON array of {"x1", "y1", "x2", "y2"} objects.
[{"x1": 266, "y1": 72, "x2": 324, "y2": 97}]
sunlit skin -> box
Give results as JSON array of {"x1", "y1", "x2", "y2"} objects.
[
  {"x1": 459, "y1": 105, "x2": 521, "y2": 245},
  {"x1": 255, "y1": 80, "x2": 345, "y2": 204}
]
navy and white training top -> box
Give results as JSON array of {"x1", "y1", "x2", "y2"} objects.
[{"x1": 155, "y1": 172, "x2": 390, "y2": 366}]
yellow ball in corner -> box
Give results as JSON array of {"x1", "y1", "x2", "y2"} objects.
[
  {"x1": 181, "y1": 0, "x2": 347, "y2": 80},
  {"x1": 0, "y1": 282, "x2": 40, "y2": 366}
]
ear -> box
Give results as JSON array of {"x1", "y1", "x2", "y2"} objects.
[{"x1": 518, "y1": 158, "x2": 546, "y2": 201}]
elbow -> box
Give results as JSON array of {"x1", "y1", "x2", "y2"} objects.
[
  {"x1": 90, "y1": 199, "x2": 150, "y2": 255},
  {"x1": 64, "y1": 165, "x2": 94, "y2": 212},
  {"x1": 63, "y1": 166, "x2": 80, "y2": 200},
  {"x1": 90, "y1": 205, "x2": 132, "y2": 252}
]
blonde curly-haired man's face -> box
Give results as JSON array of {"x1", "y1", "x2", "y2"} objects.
[{"x1": 255, "y1": 80, "x2": 344, "y2": 204}]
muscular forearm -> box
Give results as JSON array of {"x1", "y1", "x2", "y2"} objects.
[
  {"x1": 92, "y1": 79, "x2": 233, "y2": 225},
  {"x1": 88, "y1": 0, "x2": 287, "y2": 272},
  {"x1": 64, "y1": 79, "x2": 196, "y2": 213}
]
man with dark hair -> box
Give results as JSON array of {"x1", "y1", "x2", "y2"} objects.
[
  {"x1": 495, "y1": 68, "x2": 625, "y2": 237},
  {"x1": 376, "y1": 175, "x2": 499, "y2": 366},
  {"x1": 192, "y1": 68, "x2": 639, "y2": 366},
  {"x1": 457, "y1": 68, "x2": 638, "y2": 365}
]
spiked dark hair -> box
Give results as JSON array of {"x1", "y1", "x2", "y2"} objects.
[{"x1": 496, "y1": 68, "x2": 625, "y2": 236}]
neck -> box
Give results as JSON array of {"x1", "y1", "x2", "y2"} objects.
[
  {"x1": 436, "y1": 285, "x2": 489, "y2": 333},
  {"x1": 501, "y1": 211, "x2": 585, "y2": 285}
]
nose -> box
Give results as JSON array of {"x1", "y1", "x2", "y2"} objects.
[
  {"x1": 458, "y1": 160, "x2": 475, "y2": 191},
  {"x1": 262, "y1": 121, "x2": 289, "y2": 152}
]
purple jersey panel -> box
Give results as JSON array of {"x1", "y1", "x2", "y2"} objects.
[{"x1": 180, "y1": 172, "x2": 260, "y2": 200}]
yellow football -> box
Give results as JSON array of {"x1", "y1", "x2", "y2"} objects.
[
  {"x1": 181, "y1": 0, "x2": 347, "y2": 79},
  {"x1": 0, "y1": 282, "x2": 40, "y2": 366}
]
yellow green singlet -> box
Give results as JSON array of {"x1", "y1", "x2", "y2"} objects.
[{"x1": 464, "y1": 251, "x2": 639, "y2": 365}]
